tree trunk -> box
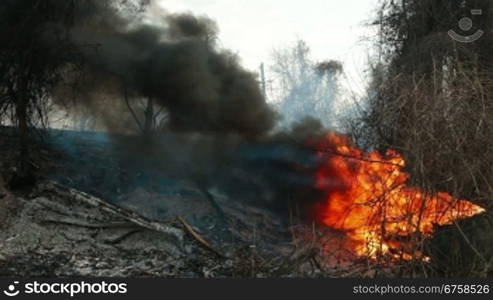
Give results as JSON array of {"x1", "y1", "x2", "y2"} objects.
[
  {"x1": 17, "y1": 85, "x2": 29, "y2": 175},
  {"x1": 143, "y1": 97, "x2": 154, "y2": 135},
  {"x1": 10, "y1": 79, "x2": 35, "y2": 190}
]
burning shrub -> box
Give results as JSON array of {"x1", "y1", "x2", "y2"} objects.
[
  {"x1": 310, "y1": 132, "x2": 484, "y2": 262},
  {"x1": 350, "y1": 64, "x2": 493, "y2": 275}
]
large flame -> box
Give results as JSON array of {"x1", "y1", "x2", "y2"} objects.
[{"x1": 313, "y1": 132, "x2": 485, "y2": 261}]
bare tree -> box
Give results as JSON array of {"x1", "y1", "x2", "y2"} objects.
[
  {"x1": 0, "y1": 0, "x2": 85, "y2": 187},
  {"x1": 123, "y1": 86, "x2": 169, "y2": 136},
  {"x1": 270, "y1": 40, "x2": 342, "y2": 129},
  {"x1": 0, "y1": 0, "x2": 150, "y2": 187}
]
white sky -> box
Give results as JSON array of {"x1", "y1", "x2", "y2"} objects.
[{"x1": 157, "y1": 0, "x2": 379, "y2": 96}]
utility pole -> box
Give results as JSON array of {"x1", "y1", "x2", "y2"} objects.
[
  {"x1": 378, "y1": 8, "x2": 384, "y2": 63},
  {"x1": 260, "y1": 63, "x2": 267, "y2": 100}
]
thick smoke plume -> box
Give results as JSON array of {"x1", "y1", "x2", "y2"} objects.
[
  {"x1": 1, "y1": 0, "x2": 324, "y2": 214},
  {"x1": 62, "y1": 1, "x2": 276, "y2": 138}
]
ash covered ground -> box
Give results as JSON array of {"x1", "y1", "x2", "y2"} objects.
[{"x1": 0, "y1": 126, "x2": 371, "y2": 277}]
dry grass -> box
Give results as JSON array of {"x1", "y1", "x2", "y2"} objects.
[{"x1": 347, "y1": 64, "x2": 493, "y2": 277}]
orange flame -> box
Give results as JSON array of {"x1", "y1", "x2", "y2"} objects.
[{"x1": 313, "y1": 132, "x2": 485, "y2": 260}]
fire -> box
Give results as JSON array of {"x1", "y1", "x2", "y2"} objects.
[{"x1": 313, "y1": 132, "x2": 485, "y2": 261}]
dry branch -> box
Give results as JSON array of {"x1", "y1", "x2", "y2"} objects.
[
  {"x1": 41, "y1": 217, "x2": 137, "y2": 229},
  {"x1": 177, "y1": 216, "x2": 226, "y2": 258}
]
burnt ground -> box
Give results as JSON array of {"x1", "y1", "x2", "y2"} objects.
[
  {"x1": 0, "y1": 127, "x2": 372, "y2": 278},
  {"x1": 0, "y1": 126, "x2": 311, "y2": 247},
  {"x1": 3, "y1": 127, "x2": 488, "y2": 277}
]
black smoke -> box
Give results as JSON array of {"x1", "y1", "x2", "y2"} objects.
[{"x1": 63, "y1": 1, "x2": 277, "y2": 139}]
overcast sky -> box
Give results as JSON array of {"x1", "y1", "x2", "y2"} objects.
[{"x1": 157, "y1": 0, "x2": 379, "y2": 95}]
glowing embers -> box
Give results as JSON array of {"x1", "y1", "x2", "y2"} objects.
[{"x1": 313, "y1": 132, "x2": 485, "y2": 261}]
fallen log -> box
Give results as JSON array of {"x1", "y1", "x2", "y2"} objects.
[{"x1": 37, "y1": 181, "x2": 184, "y2": 244}]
